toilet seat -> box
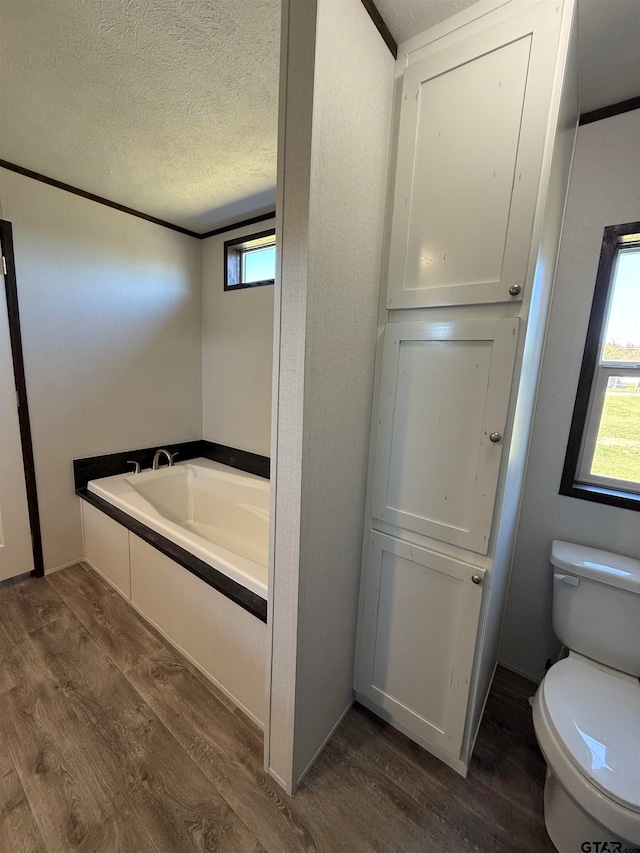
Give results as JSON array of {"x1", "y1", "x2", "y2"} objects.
[{"x1": 534, "y1": 655, "x2": 640, "y2": 845}]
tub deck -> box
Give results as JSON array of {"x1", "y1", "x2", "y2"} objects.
[{"x1": 78, "y1": 458, "x2": 268, "y2": 620}]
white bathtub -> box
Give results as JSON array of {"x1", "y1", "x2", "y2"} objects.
[{"x1": 87, "y1": 458, "x2": 269, "y2": 598}]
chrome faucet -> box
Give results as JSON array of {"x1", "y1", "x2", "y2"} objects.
[{"x1": 152, "y1": 448, "x2": 177, "y2": 470}]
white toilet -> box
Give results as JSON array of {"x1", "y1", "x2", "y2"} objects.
[{"x1": 533, "y1": 541, "x2": 640, "y2": 851}]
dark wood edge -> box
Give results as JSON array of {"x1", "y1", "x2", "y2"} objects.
[
  {"x1": 359, "y1": 0, "x2": 397, "y2": 58},
  {"x1": 560, "y1": 221, "x2": 640, "y2": 509},
  {"x1": 77, "y1": 488, "x2": 267, "y2": 622},
  {"x1": 224, "y1": 228, "x2": 276, "y2": 249},
  {"x1": 579, "y1": 96, "x2": 640, "y2": 126},
  {"x1": 0, "y1": 220, "x2": 45, "y2": 577},
  {"x1": 559, "y1": 482, "x2": 639, "y2": 513},
  {"x1": 223, "y1": 227, "x2": 276, "y2": 291},
  {"x1": 0, "y1": 160, "x2": 276, "y2": 240},
  {"x1": 73, "y1": 440, "x2": 270, "y2": 490},
  {"x1": 224, "y1": 279, "x2": 275, "y2": 292},
  {"x1": 0, "y1": 160, "x2": 201, "y2": 238},
  {"x1": 201, "y1": 212, "x2": 276, "y2": 240}
]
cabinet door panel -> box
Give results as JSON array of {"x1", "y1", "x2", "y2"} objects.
[
  {"x1": 387, "y1": 5, "x2": 559, "y2": 308},
  {"x1": 372, "y1": 318, "x2": 518, "y2": 554},
  {"x1": 358, "y1": 532, "x2": 484, "y2": 757}
]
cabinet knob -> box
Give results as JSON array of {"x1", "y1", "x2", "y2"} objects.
[
  {"x1": 509, "y1": 284, "x2": 521, "y2": 296},
  {"x1": 489, "y1": 432, "x2": 502, "y2": 443},
  {"x1": 472, "y1": 574, "x2": 483, "y2": 585}
]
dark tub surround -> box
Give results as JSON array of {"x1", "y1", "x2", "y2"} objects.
[
  {"x1": 74, "y1": 441, "x2": 270, "y2": 622},
  {"x1": 77, "y1": 487, "x2": 267, "y2": 622},
  {"x1": 74, "y1": 440, "x2": 269, "y2": 491}
]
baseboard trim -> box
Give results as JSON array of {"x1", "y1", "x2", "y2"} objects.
[
  {"x1": 81, "y1": 557, "x2": 128, "y2": 597},
  {"x1": 294, "y1": 698, "x2": 355, "y2": 792},
  {"x1": 461, "y1": 659, "x2": 497, "y2": 767},
  {"x1": 497, "y1": 660, "x2": 542, "y2": 685},
  {"x1": 45, "y1": 559, "x2": 84, "y2": 576},
  {"x1": 267, "y1": 768, "x2": 290, "y2": 796}
]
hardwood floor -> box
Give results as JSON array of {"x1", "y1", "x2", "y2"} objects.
[{"x1": 0, "y1": 565, "x2": 554, "y2": 852}]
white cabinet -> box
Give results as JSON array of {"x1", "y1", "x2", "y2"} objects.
[
  {"x1": 387, "y1": 2, "x2": 562, "y2": 309},
  {"x1": 355, "y1": 0, "x2": 577, "y2": 775},
  {"x1": 372, "y1": 318, "x2": 518, "y2": 554},
  {"x1": 357, "y1": 533, "x2": 484, "y2": 764}
]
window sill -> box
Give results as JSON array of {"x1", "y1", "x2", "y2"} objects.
[
  {"x1": 224, "y1": 278, "x2": 274, "y2": 291},
  {"x1": 559, "y1": 480, "x2": 640, "y2": 512}
]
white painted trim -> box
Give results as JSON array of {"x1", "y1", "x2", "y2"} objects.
[
  {"x1": 494, "y1": 10, "x2": 579, "y2": 697},
  {"x1": 45, "y1": 558, "x2": 84, "y2": 575},
  {"x1": 372, "y1": 520, "x2": 492, "y2": 569},
  {"x1": 397, "y1": 0, "x2": 512, "y2": 64},
  {"x1": 497, "y1": 659, "x2": 542, "y2": 685},
  {"x1": 462, "y1": 0, "x2": 577, "y2": 759},
  {"x1": 460, "y1": 659, "x2": 497, "y2": 768},
  {"x1": 266, "y1": 768, "x2": 290, "y2": 796},
  {"x1": 294, "y1": 699, "x2": 354, "y2": 790},
  {"x1": 354, "y1": 66, "x2": 404, "y2": 701},
  {"x1": 578, "y1": 364, "x2": 640, "y2": 491},
  {"x1": 265, "y1": 0, "x2": 316, "y2": 793},
  {"x1": 81, "y1": 499, "x2": 86, "y2": 565},
  {"x1": 264, "y1": 0, "x2": 291, "y2": 779},
  {"x1": 81, "y1": 556, "x2": 121, "y2": 592}
]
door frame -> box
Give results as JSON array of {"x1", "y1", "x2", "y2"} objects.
[{"x1": 0, "y1": 219, "x2": 44, "y2": 577}]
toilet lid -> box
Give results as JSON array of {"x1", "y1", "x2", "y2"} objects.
[{"x1": 542, "y1": 657, "x2": 640, "y2": 812}]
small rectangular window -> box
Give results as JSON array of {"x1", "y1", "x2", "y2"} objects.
[
  {"x1": 561, "y1": 222, "x2": 640, "y2": 510},
  {"x1": 224, "y1": 229, "x2": 276, "y2": 290}
]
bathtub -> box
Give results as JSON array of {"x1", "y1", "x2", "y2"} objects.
[{"x1": 87, "y1": 458, "x2": 269, "y2": 599}]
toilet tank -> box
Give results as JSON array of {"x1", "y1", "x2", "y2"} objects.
[{"x1": 551, "y1": 540, "x2": 640, "y2": 677}]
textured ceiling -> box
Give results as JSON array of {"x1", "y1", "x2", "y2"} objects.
[
  {"x1": 1, "y1": 1, "x2": 637, "y2": 234},
  {"x1": 0, "y1": 0, "x2": 280, "y2": 233},
  {"x1": 577, "y1": 0, "x2": 640, "y2": 113},
  {"x1": 375, "y1": 0, "x2": 640, "y2": 114},
  {"x1": 375, "y1": 0, "x2": 480, "y2": 45}
]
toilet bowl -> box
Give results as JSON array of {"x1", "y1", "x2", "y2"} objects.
[
  {"x1": 533, "y1": 542, "x2": 640, "y2": 852},
  {"x1": 534, "y1": 654, "x2": 640, "y2": 848}
]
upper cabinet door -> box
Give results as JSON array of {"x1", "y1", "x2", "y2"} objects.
[
  {"x1": 387, "y1": 3, "x2": 561, "y2": 309},
  {"x1": 372, "y1": 317, "x2": 519, "y2": 554}
]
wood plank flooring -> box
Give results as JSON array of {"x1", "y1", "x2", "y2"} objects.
[{"x1": 0, "y1": 565, "x2": 553, "y2": 852}]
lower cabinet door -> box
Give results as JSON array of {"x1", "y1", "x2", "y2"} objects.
[{"x1": 357, "y1": 532, "x2": 485, "y2": 762}]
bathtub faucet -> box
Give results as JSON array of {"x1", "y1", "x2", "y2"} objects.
[{"x1": 152, "y1": 448, "x2": 178, "y2": 470}]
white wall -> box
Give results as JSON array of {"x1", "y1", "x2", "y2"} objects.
[
  {"x1": 0, "y1": 168, "x2": 202, "y2": 572},
  {"x1": 499, "y1": 109, "x2": 640, "y2": 682},
  {"x1": 201, "y1": 218, "x2": 275, "y2": 457},
  {"x1": 267, "y1": 0, "x2": 394, "y2": 792}
]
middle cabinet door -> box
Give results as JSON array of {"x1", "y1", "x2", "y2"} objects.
[{"x1": 372, "y1": 318, "x2": 518, "y2": 554}]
